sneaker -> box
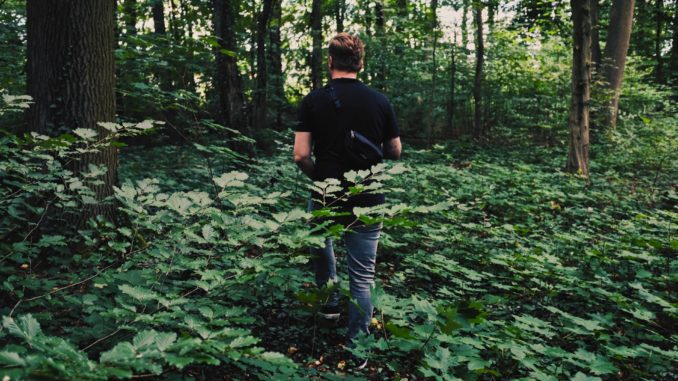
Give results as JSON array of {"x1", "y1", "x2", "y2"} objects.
[
  {"x1": 317, "y1": 304, "x2": 341, "y2": 320},
  {"x1": 352, "y1": 357, "x2": 368, "y2": 370}
]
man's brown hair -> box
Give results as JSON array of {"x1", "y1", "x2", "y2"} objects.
[{"x1": 328, "y1": 33, "x2": 364, "y2": 73}]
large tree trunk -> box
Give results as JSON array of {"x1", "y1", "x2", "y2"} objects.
[
  {"x1": 473, "y1": 2, "x2": 484, "y2": 139},
  {"x1": 310, "y1": 0, "x2": 323, "y2": 89},
  {"x1": 566, "y1": 0, "x2": 592, "y2": 177},
  {"x1": 213, "y1": 0, "x2": 246, "y2": 136},
  {"x1": 252, "y1": 0, "x2": 273, "y2": 131},
  {"x1": 591, "y1": 0, "x2": 602, "y2": 68},
  {"x1": 152, "y1": 0, "x2": 166, "y2": 35},
  {"x1": 26, "y1": 0, "x2": 118, "y2": 223},
  {"x1": 268, "y1": 0, "x2": 285, "y2": 130},
  {"x1": 601, "y1": 0, "x2": 635, "y2": 129},
  {"x1": 335, "y1": 0, "x2": 345, "y2": 32}
]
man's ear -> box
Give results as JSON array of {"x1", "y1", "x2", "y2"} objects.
[
  {"x1": 328, "y1": 56, "x2": 334, "y2": 70},
  {"x1": 357, "y1": 59, "x2": 363, "y2": 71}
]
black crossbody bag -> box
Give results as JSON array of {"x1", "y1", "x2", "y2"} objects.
[{"x1": 327, "y1": 84, "x2": 383, "y2": 170}]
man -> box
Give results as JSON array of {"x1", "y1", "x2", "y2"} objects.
[{"x1": 293, "y1": 32, "x2": 402, "y2": 369}]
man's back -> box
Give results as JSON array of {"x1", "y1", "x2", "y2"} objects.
[{"x1": 296, "y1": 77, "x2": 400, "y2": 182}]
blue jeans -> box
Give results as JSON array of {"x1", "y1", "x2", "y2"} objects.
[{"x1": 307, "y1": 199, "x2": 383, "y2": 341}]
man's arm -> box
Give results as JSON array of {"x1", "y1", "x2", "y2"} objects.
[
  {"x1": 383, "y1": 136, "x2": 402, "y2": 160},
  {"x1": 294, "y1": 132, "x2": 315, "y2": 179}
]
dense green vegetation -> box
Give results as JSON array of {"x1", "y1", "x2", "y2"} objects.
[{"x1": 1, "y1": 0, "x2": 677, "y2": 379}]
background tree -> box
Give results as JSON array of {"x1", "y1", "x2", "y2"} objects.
[
  {"x1": 566, "y1": 0, "x2": 592, "y2": 177},
  {"x1": 252, "y1": 0, "x2": 273, "y2": 131},
  {"x1": 213, "y1": 0, "x2": 247, "y2": 136},
  {"x1": 26, "y1": 0, "x2": 118, "y2": 222},
  {"x1": 310, "y1": 0, "x2": 323, "y2": 89},
  {"x1": 473, "y1": 0, "x2": 484, "y2": 139},
  {"x1": 601, "y1": 0, "x2": 635, "y2": 129}
]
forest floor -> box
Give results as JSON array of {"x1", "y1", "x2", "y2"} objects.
[{"x1": 118, "y1": 132, "x2": 677, "y2": 379}]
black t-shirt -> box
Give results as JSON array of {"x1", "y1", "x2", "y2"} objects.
[{"x1": 296, "y1": 77, "x2": 399, "y2": 222}]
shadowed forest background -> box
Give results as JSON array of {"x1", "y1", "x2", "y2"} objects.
[{"x1": 0, "y1": 0, "x2": 676, "y2": 380}]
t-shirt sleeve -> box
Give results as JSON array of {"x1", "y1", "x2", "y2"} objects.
[
  {"x1": 295, "y1": 95, "x2": 313, "y2": 133},
  {"x1": 383, "y1": 98, "x2": 400, "y2": 140}
]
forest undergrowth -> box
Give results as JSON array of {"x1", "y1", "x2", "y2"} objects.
[{"x1": 1, "y1": 106, "x2": 676, "y2": 380}]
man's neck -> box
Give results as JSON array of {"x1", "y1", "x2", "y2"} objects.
[{"x1": 330, "y1": 70, "x2": 358, "y2": 80}]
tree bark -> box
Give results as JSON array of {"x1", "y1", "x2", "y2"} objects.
[
  {"x1": 335, "y1": 0, "x2": 345, "y2": 33},
  {"x1": 566, "y1": 0, "x2": 592, "y2": 177},
  {"x1": 212, "y1": 0, "x2": 246, "y2": 135},
  {"x1": 473, "y1": 1, "x2": 484, "y2": 139},
  {"x1": 310, "y1": 0, "x2": 323, "y2": 90},
  {"x1": 26, "y1": 0, "x2": 118, "y2": 223},
  {"x1": 268, "y1": 0, "x2": 285, "y2": 130},
  {"x1": 253, "y1": 0, "x2": 273, "y2": 130},
  {"x1": 601, "y1": 0, "x2": 635, "y2": 129},
  {"x1": 152, "y1": 0, "x2": 166, "y2": 35},
  {"x1": 591, "y1": 0, "x2": 602, "y2": 68}
]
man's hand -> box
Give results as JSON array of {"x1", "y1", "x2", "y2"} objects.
[
  {"x1": 383, "y1": 136, "x2": 402, "y2": 160},
  {"x1": 294, "y1": 132, "x2": 315, "y2": 179}
]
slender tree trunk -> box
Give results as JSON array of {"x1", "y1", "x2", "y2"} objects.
[
  {"x1": 310, "y1": 0, "x2": 323, "y2": 89},
  {"x1": 428, "y1": 0, "x2": 438, "y2": 146},
  {"x1": 253, "y1": 0, "x2": 273, "y2": 130},
  {"x1": 473, "y1": 1, "x2": 484, "y2": 139},
  {"x1": 601, "y1": 0, "x2": 635, "y2": 129},
  {"x1": 268, "y1": 0, "x2": 284, "y2": 130},
  {"x1": 670, "y1": 1, "x2": 678, "y2": 84},
  {"x1": 654, "y1": 0, "x2": 664, "y2": 83},
  {"x1": 213, "y1": 0, "x2": 246, "y2": 136},
  {"x1": 566, "y1": 0, "x2": 592, "y2": 177},
  {"x1": 374, "y1": 0, "x2": 385, "y2": 90},
  {"x1": 152, "y1": 0, "x2": 166, "y2": 35},
  {"x1": 335, "y1": 0, "x2": 345, "y2": 32},
  {"x1": 448, "y1": 31, "x2": 457, "y2": 135},
  {"x1": 591, "y1": 0, "x2": 602, "y2": 68},
  {"x1": 26, "y1": 0, "x2": 118, "y2": 223},
  {"x1": 461, "y1": 0, "x2": 469, "y2": 51}
]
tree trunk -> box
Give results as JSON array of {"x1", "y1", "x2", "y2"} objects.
[
  {"x1": 268, "y1": 0, "x2": 285, "y2": 130},
  {"x1": 461, "y1": 0, "x2": 469, "y2": 51},
  {"x1": 428, "y1": 0, "x2": 438, "y2": 146},
  {"x1": 123, "y1": 0, "x2": 138, "y2": 36},
  {"x1": 473, "y1": 2, "x2": 484, "y2": 139},
  {"x1": 374, "y1": 0, "x2": 385, "y2": 90},
  {"x1": 670, "y1": 1, "x2": 678, "y2": 84},
  {"x1": 213, "y1": 0, "x2": 246, "y2": 135},
  {"x1": 448, "y1": 31, "x2": 457, "y2": 134},
  {"x1": 601, "y1": 0, "x2": 635, "y2": 129},
  {"x1": 591, "y1": 0, "x2": 602, "y2": 68},
  {"x1": 310, "y1": 0, "x2": 323, "y2": 89},
  {"x1": 335, "y1": 0, "x2": 345, "y2": 32},
  {"x1": 152, "y1": 0, "x2": 166, "y2": 35},
  {"x1": 253, "y1": 0, "x2": 273, "y2": 130},
  {"x1": 26, "y1": 0, "x2": 118, "y2": 223},
  {"x1": 654, "y1": 0, "x2": 664, "y2": 83},
  {"x1": 566, "y1": 0, "x2": 592, "y2": 177}
]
